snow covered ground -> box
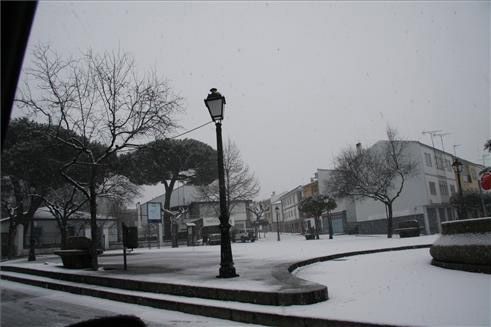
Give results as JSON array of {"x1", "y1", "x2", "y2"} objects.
[
  {"x1": 294, "y1": 248, "x2": 491, "y2": 326},
  {"x1": 3, "y1": 233, "x2": 489, "y2": 326},
  {"x1": 1, "y1": 279, "x2": 260, "y2": 327}
]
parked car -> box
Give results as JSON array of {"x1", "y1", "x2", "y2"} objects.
[
  {"x1": 207, "y1": 233, "x2": 221, "y2": 245},
  {"x1": 234, "y1": 229, "x2": 255, "y2": 243}
]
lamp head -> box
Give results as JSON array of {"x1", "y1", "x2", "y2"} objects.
[
  {"x1": 204, "y1": 88, "x2": 226, "y2": 122},
  {"x1": 452, "y1": 158, "x2": 463, "y2": 174}
]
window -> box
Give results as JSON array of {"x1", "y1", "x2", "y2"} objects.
[
  {"x1": 429, "y1": 181, "x2": 437, "y2": 195},
  {"x1": 445, "y1": 159, "x2": 452, "y2": 171},
  {"x1": 450, "y1": 184, "x2": 456, "y2": 194},
  {"x1": 435, "y1": 154, "x2": 444, "y2": 170},
  {"x1": 439, "y1": 181, "x2": 448, "y2": 196},
  {"x1": 424, "y1": 153, "x2": 432, "y2": 167}
]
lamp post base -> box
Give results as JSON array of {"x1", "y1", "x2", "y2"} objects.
[{"x1": 217, "y1": 265, "x2": 239, "y2": 278}]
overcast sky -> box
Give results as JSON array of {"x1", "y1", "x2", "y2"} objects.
[{"x1": 18, "y1": 1, "x2": 490, "y2": 203}]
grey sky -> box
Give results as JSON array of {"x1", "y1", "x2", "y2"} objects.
[{"x1": 19, "y1": 1, "x2": 490, "y2": 202}]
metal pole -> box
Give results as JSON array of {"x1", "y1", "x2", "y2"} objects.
[
  {"x1": 479, "y1": 155, "x2": 489, "y2": 217},
  {"x1": 276, "y1": 210, "x2": 281, "y2": 241},
  {"x1": 122, "y1": 223, "x2": 127, "y2": 271},
  {"x1": 478, "y1": 181, "x2": 488, "y2": 217},
  {"x1": 28, "y1": 218, "x2": 35, "y2": 261},
  {"x1": 456, "y1": 169, "x2": 467, "y2": 220},
  {"x1": 215, "y1": 122, "x2": 238, "y2": 278}
]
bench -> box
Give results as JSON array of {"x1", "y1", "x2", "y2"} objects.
[
  {"x1": 54, "y1": 236, "x2": 102, "y2": 269},
  {"x1": 304, "y1": 233, "x2": 315, "y2": 240},
  {"x1": 395, "y1": 220, "x2": 421, "y2": 238}
]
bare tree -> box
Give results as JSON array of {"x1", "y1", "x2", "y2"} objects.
[
  {"x1": 98, "y1": 174, "x2": 142, "y2": 206},
  {"x1": 42, "y1": 175, "x2": 140, "y2": 249},
  {"x1": 1, "y1": 176, "x2": 43, "y2": 259},
  {"x1": 246, "y1": 202, "x2": 265, "y2": 239},
  {"x1": 328, "y1": 127, "x2": 416, "y2": 238},
  {"x1": 42, "y1": 185, "x2": 88, "y2": 249},
  {"x1": 199, "y1": 140, "x2": 260, "y2": 216},
  {"x1": 16, "y1": 45, "x2": 181, "y2": 269}
]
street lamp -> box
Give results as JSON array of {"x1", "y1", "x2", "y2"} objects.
[
  {"x1": 275, "y1": 206, "x2": 281, "y2": 241},
  {"x1": 204, "y1": 88, "x2": 238, "y2": 278},
  {"x1": 452, "y1": 158, "x2": 467, "y2": 220}
]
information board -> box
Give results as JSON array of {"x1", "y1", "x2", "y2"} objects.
[{"x1": 147, "y1": 202, "x2": 162, "y2": 223}]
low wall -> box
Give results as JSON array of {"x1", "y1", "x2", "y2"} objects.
[
  {"x1": 355, "y1": 214, "x2": 425, "y2": 235},
  {"x1": 430, "y1": 217, "x2": 491, "y2": 274}
]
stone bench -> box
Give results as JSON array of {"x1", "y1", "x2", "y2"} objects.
[
  {"x1": 54, "y1": 236, "x2": 102, "y2": 269},
  {"x1": 394, "y1": 220, "x2": 421, "y2": 238}
]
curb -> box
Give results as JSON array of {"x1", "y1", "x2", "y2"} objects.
[
  {"x1": 0, "y1": 264, "x2": 327, "y2": 306},
  {"x1": 0, "y1": 271, "x2": 391, "y2": 327},
  {"x1": 288, "y1": 244, "x2": 433, "y2": 272}
]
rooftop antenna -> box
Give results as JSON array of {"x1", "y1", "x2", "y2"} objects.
[
  {"x1": 433, "y1": 132, "x2": 451, "y2": 154},
  {"x1": 422, "y1": 130, "x2": 442, "y2": 149},
  {"x1": 423, "y1": 130, "x2": 443, "y2": 168}
]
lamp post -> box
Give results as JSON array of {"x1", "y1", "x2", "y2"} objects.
[
  {"x1": 204, "y1": 88, "x2": 238, "y2": 278},
  {"x1": 452, "y1": 158, "x2": 467, "y2": 220},
  {"x1": 275, "y1": 206, "x2": 281, "y2": 241}
]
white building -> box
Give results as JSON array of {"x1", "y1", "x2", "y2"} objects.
[
  {"x1": 279, "y1": 186, "x2": 303, "y2": 233},
  {"x1": 317, "y1": 141, "x2": 483, "y2": 235}
]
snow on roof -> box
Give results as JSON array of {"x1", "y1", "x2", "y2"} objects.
[{"x1": 34, "y1": 207, "x2": 116, "y2": 220}]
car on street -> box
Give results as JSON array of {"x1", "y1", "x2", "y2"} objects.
[
  {"x1": 207, "y1": 233, "x2": 221, "y2": 245},
  {"x1": 233, "y1": 229, "x2": 255, "y2": 243}
]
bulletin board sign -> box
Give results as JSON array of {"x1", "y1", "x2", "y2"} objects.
[{"x1": 147, "y1": 202, "x2": 162, "y2": 223}]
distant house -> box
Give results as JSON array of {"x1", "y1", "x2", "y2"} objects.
[
  {"x1": 1, "y1": 207, "x2": 119, "y2": 257},
  {"x1": 279, "y1": 186, "x2": 304, "y2": 233},
  {"x1": 137, "y1": 184, "x2": 254, "y2": 242}
]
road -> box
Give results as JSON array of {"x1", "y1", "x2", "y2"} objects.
[{"x1": 0, "y1": 280, "x2": 259, "y2": 327}]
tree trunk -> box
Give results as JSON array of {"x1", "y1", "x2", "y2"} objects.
[
  {"x1": 163, "y1": 179, "x2": 176, "y2": 241},
  {"x1": 27, "y1": 195, "x2": 43, "y2": 261},
  {"x1": 314, "y1": 216, "x2": 320, "y2": 239},
  {"x1": 327, "y1": 213, "x2": 333, "y2": 239},
  {"x1": 172, "y1": 220, "x2": 178, "y2": 248},
  {"x1": 386, "y1": 202, "x2": 393, "y2": 238},
  {"x1": 60, "y1": 226, "x2": 68, "y2": 249},
  {"x1": 89, "y1": 166, "x2": 99, "y2": 270},
  {"x1": 7, "y1": 218, "x2": 16, "y2": 259}
]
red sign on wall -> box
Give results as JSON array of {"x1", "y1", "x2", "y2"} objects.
[{"x1": 481, "y1": 173, "x2": 491, "y2": 191}]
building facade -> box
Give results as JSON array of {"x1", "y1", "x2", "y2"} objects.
[
  {"x1": 279, "y1": 186, "x2": 304, "y2": 233},
  {"x1": 317, "y1": 141, "x2": 484, "y2": 235}
]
